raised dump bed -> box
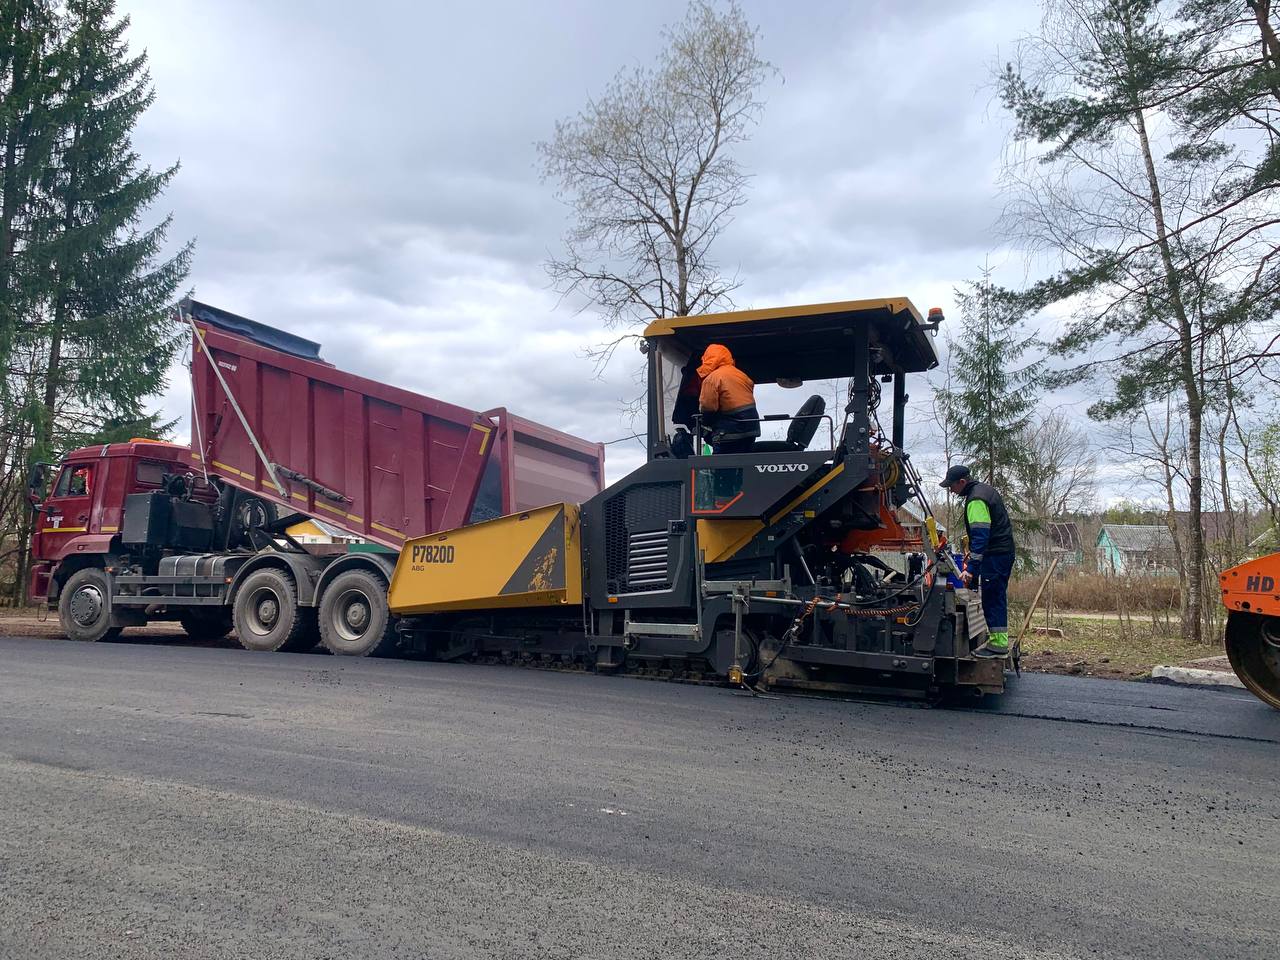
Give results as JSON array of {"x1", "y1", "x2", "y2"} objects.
[{"x1": 185, "y1": 299, "x2": 604, "y2": 546}]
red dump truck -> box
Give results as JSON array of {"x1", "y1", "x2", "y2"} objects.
[{"x1": 26, "y1": 300, "x2": 605, "y2": 656}]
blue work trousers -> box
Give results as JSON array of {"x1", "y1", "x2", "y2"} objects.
[{"x1": 978, "y1": 553, "x2": 1015, "y2": 633}]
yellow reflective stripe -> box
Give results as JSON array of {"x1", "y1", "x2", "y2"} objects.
[
  {"x1": 313, "y1": 501, "x2": 362, "y2": 523},
  {"x1": 212, "y1": 460, "x2": 254, "y2": 480},
  {"x1": 44, "y1": 526, "x2": 87, "y2": 533}
]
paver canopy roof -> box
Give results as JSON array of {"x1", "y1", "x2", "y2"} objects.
[{"x1": 643, "y1": 297, "x2": 939, "y2": 382}]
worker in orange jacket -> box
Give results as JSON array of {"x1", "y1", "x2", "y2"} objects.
[{"x1": 697, "y1": 343, "x2": 760, "y2": 454}]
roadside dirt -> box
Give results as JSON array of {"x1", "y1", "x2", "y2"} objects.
[
  {"x1": 0, "y1": 612, "x2": 212, "y2": 644},
  {"x1": 1018, "y1": 649, "x2": 1146, "y2": 681}
]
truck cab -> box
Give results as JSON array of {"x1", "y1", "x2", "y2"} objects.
[
  {"x1": 27, "y1": 440, "x2": 231, "y2": 643},
  {"x1": 28, "y1": 440, "x2": 204, "y2": 607}
]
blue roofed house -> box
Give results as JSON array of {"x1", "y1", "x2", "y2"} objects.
[{"x1": 1096, "y1": 523, "x2": 1179, "y2": 576}]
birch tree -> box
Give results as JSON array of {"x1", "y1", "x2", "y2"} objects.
[{"x1": 539, "y1": 1, "x2": 775, "y2": 361}]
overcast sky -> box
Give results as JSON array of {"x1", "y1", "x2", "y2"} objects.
[{"x1": 125, "y1": 0, "x2": 1050, "y2": 485}]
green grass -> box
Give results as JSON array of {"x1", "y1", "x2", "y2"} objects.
[{"x1": 1015, "y1": 611, "x2": 1223, "y2": 674}]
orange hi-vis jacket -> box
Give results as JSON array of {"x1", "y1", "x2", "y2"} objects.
[{"x1": 697, "y1": 344, "x2": 760, "y2": 442}]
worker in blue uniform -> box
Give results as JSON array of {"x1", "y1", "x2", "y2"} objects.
[{"x1": 941, "y1": 465, "x2": 1017, "y2": 658}]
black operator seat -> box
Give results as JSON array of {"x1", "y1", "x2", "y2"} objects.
[{"x1": 752, "y1": 394, "x2": 826, "y2": 453}]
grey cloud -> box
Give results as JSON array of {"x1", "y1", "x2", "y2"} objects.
[{"x1": 131, "y1": 0, "x2": 1043, "y2": 488}]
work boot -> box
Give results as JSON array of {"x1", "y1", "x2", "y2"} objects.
[{"x1": 972, "y1": 632, "x2": 1010, "y2": 659}]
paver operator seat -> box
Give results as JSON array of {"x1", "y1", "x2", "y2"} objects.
[{"x1": 752, "y1": 394, "x2": 827, "y2": 453}]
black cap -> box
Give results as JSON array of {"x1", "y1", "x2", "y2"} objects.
[{"x1": 940, "y1": 464, "x2": 970, "y2": 488}]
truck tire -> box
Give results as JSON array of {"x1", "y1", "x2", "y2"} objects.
[
  {"x1": 58, "y1": 567, "x2": 123, "y2": 643},
  {"x1": 178, "y1": 609, "x2": 233, "y2": 642},
  {"x1": 232, "y1": 568, "x2": 316, "y2": 653},
  {"x1": 318, "y1": 569, "x2": 398, "y2": 657}
]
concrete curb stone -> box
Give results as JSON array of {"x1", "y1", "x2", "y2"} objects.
[{"x1": 1150, "y1": 665, "x2": 1244, "y2": 688}]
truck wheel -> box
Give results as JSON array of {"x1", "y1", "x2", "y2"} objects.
[
  {"x1": 233, "y1": 568, "x2": 316, "y2": 653},
  {"x1": 178, "y1": 610, "x2": 233, "y2": 642},
  {"x1": 58, "y1": 567, "x2": 123, "y2": 643},
  {"x1": 318, "y1": 569, "x2": 398, "y2": 657}
]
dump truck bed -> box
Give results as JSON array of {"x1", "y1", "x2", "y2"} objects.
[{"x1": 184, "y1": 300, "x2": 603, "y2": 548}]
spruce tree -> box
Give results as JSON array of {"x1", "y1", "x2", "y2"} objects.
[
  {"x1": 22, "y1": 0, "x2": 190, "y2": 463},
  {"x1": 0, "y1": 0, "x2": 59, "y2": 390},
  {"x1": 937, "y1": 272, "x2": 1041, "y2": 495},
  {"x1": 5, "y1": 0, "x2": 189, "y2": 602}
]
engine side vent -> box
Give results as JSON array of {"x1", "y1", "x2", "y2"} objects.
[
  {"x1": 627, "y1": 530, "x2": 670, "y2": 590},
  {"x1": 604, "y1": 495, "x2": 628, "y2": 585},
  {"x1": 602, "y1": 481, "x2": 683, "y2": 593}
]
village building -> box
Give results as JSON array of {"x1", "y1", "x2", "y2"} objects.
[
  {"x1": 1095, "y1": 523, "x2": 1179, "y2": 576},
  {"x1": 1025, "y1": 520, "x2": 1084, "y2": 569}
]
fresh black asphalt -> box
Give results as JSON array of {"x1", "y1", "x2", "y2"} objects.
[{"x1": 0, "y1": 635, "x2": 1276, "y2": 959}]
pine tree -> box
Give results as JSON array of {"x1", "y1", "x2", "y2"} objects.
[
  {"x1": 998, "y1": 0, "x2": 1280, "y2": 641},
  {"x1": 1176, "y1": 1, "x2": 1280, "y2": 209},
  {"x1": 20, "y1": 0, "x2": 190, "y2": 462},
  {"x1": 937, "y1": 272, "x2": 1041, "y2": 496}
]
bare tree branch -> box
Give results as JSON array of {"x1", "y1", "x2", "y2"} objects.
[{"x1": 538, "y1": 1, "x2": 776, "y2": 364}]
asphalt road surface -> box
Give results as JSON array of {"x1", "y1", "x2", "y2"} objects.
[{"x1": 0, "y1": 635, "x2": 1276, "y2": 960}]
